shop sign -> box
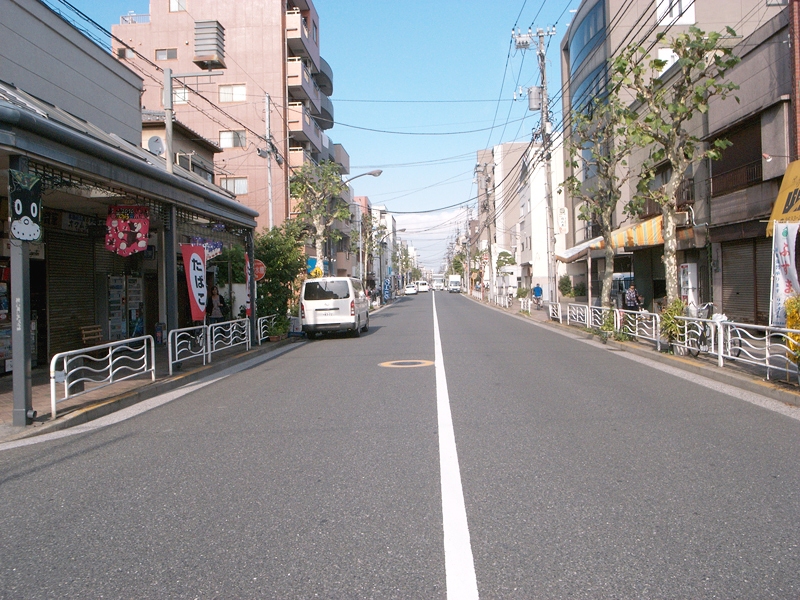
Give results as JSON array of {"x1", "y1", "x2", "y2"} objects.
[
  {"x1": 181, "y1": 244, "x2": 207, "y2": 321},
  {"x1": 8, "y1": 170, "x2": 42, "y2": 242},
  {"x1": 105, "y1": 206, "x2": 149, "y2": 257},
  {"x1": 771, "y1": 222, "x2": 800, "y2": 326}
]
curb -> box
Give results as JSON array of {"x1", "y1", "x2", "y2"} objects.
[{"x1": 0, "y1": 337, "x2": 299, "y2": 444}]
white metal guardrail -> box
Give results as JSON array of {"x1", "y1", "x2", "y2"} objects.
[
  {"x1": 257, "y1": 314, "x2": 279, "y2": 344},
  {"x1": 618, "y1": 308, "x2": 662, "y2": 351},
  {"x1": 548, "y1": 301, "x2": 562, "y2": 323},
  {"x1": 168, "y1": 324, "x2": 208, "y2": 376},
  {"x1": 50, "y1": 335, "x2": 155, "y2": 418},
  {"x1": 209, "y1": 318, "x2": 250, "y2": 357}
]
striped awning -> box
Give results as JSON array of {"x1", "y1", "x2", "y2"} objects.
[{"x1": 586, "y1": 215, "x2": 695, "y2": 250}]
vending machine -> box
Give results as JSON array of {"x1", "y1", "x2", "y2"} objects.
[{"x1": 679, "y1": 263, "x2": 698, "y2": 311}]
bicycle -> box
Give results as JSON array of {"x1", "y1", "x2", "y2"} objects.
[
  {"x1": 685, "y1": 303, "x2": 714, "y2": 357},
  {"x1": 532, "y1": 295, "x2": 543, "y2": 310}
]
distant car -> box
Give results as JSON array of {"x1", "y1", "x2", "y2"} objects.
[
  {"x1": 417, "y1": 281, "x2": 430, "y2": 293},
  {"x1": 404, "y1": 283, "x2": 418, "y2": 295}
]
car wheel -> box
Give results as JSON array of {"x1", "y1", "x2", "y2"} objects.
[
  {"x1": 352, "y1": 318, "x2": 361, "y2": 337},
  {"x1": 361, "y1": 313, "x2": 369, "y2": 332}
]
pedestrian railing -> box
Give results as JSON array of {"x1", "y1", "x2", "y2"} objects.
[
  {"x1": 209, "y1": 318, "x2": 250, "y2": 358},
  {"x1": 168, "y1": 324, "x2": 208, "y2": 376},
  {"x1": 548, "y1": 301, "x2": 562, "y2": 323},
  {"x1": 618, "y1": 308, "x2": 662, "y2": 351},
  {"x1": 470, "y1": 289, "x2": 482, "y2": 301},
  {"x1": 567, "y1": 303, "x2": 589, "y2": 326},
  {"x1": 520, "y1": 298, "x2": 531, "y2": 312},
  {"x1": 558, "y1": 301, "x2": 800, "y2": 386},
  {"x1": 50, "y1": 335, "x2": 155, "y2": 418},
  {"x1": 257, "y1": 314, "x2": 279, "y2": 344}
]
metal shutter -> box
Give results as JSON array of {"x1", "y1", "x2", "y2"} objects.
[
  {"x1": 721, "y1": 240, "x2": 755, "y2": 323},
  {"x1": 755, "y1": 237, "x2": 772, "y2": 325},
  {"x1": 47, "y1": 231, "x2": 95, "y2": 355}
]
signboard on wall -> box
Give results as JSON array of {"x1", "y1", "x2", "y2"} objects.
[
  {"x1": 8, "y1": 170, "x2": 42, "y2": 242},
  {"x1": 105, "y1": 206, "x2": 150, "y2": 257}
]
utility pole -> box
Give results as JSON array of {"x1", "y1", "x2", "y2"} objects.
[
  {"x1": 515, "y1": 26, "x2": 557, "y2": 303},
  {"x1": 265, "y1": 93, "x2": 274, "y2": 229}
]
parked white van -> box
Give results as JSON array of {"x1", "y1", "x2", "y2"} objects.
[{"x1": 300, "y1": 277, "x2": 369, "y2": 339}]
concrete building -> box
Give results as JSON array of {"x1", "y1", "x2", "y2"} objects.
[
  {"x1": 475, "y1": 141, "x2": 565, "y2": 300},
  {"x1": 0, "y1": 0, "x2": 258, "y2": 422},
  {"x1": 112, "y1": 0, "x2": 348, "y2": 233},
  {"x1": 559, "y1": 0, "x2": 788, "y2": 317}
]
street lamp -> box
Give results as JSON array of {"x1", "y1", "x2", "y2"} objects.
[{"x1": 343, "y1": 170, "x2": 382, "y2": 285}]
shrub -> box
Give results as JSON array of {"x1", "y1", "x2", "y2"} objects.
[
  {"x1": 516, "y1": 287, "x2": 529, "y2": 299},
  {"x1": 785, "y1": 295, "x2": 800, "y2": 362},
  {"x1": 660, "y1": 298, "x2": 686, "y2": 346},
  {"x1": 558, "y1": 274, "x2": 572, "y2": 297},
  {"x1": 573, "y1": 282, "x2": 587, "y2": 297}
]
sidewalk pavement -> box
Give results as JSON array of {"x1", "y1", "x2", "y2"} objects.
[
  {"x1": 473, "y1": 294, "x2": 800, "y2": 410},
  {"x1": 0, "y1": 337, "x2": 300, "y2": 444}
]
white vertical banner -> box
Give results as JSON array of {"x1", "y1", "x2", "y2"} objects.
[{"x1": 771, "y1": 221, "x2": 800, "y2": 326}]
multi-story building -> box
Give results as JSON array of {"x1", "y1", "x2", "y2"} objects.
[
  {"x1": 112, "y1": 0, "x2": 348, "y2": 233},
  {"x1": 475, "y1": 141, "x2": 565, "y2": 300},
  {"x1": 559, "y1": 0, "x2": 788, "y2": 318}
]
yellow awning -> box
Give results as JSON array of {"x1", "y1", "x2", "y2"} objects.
[
  {"x1": 766, "y1": 159, "x2": 800, "y2": 236},
  {"x1": 586, "y1": 215, "x2": 694, "y2": 250}
]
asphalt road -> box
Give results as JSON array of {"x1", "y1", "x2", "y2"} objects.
[{"x1": 1, "y1": 291, "x2": 799, "y2": 599}]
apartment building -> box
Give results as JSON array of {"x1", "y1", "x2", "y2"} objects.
[
  {"x1": 475, "y1": 141, "x2": 565, "y2": 300},
  {"x1": 559, "y1": 0, "x2": 788, "y2": 319},
  {"x1": 113, "y1": 0, "x2": 349, "y2": 233}
]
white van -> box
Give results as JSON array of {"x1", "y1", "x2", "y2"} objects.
[{"x1": 300, "y1": 277, "x2": 369, "y2": 339}]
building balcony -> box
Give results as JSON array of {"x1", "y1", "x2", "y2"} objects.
[
  {"x1": 319, "y1": 94, "x2": 334, "y2": 130},
  {"x1": 316, "y1": 56, "x2": 333, "y2": 96},
  {"x1": 286, "y1": 9, "x2": 319, "y2": 71},
  {"x1": 287, "y1": 102, "x2": 323, "y2": 152},
  {"x1": 710, "y1": 160, "x2": 762, "y2": 198},
  {"x1": 333, "y1": 143, "x2": 349, "y2": 175},
  {"x1": 639, "y1": 178, "x2": 695, "y2": 218},
  {"x1": 289, "y1": 146, "x2": 314, "y2": 169},
  {"x1": 119, "y1": 12, "x2": 150, "y2": 24},
  {"x1": 287, "y1": 58, "x2": 321, "y2": 115}
]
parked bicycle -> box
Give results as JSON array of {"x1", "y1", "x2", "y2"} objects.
[{"x1": 686, "y1": 303, "x2": 741, "y2": 358}]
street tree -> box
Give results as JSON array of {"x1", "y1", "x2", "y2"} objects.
[
  {"x1": 254, "y1": 220, "x2": 306, "y2": 317},
  {"x1": 614, "y1": 26, "x2": 739, "y2": 304},
  {"x1": 496, "y1": 251, "x2": 515, "y2": 270},
  {"x1": 290, "y1": 160, "x2": 348, "y2": 275},
  {"x1": 562, "y1": 89, "x2": 640, "y2": 308}
]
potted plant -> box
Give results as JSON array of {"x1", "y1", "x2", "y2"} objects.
[
  {"x1": 660, "y1": 298, "x2": 686, "y2": 354},
  {"x1": 266, "y1": 316, "x2": 290, "y2": 341},
  {"x1": 785, "y1": 295, "x2": 800, "y2": 379}
]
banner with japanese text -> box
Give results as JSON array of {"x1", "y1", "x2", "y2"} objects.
[
  {"x1": 771, "y1": 222, "x2": 800, "y2": 326},
  {"x1": 244, "y1": 252, "x2": 251, "y2": 317},
  {"x1": 181, "y1": 244, "x2": 207, "y2": 321}
]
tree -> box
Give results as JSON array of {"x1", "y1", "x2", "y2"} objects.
[
  {"x1": 562, "y1": 89, "x2": 640, "y2": 308},
  {"x1": 614, "y1": 26, "x2": 739, "y2": 304},
  {"x1": 496, "y1": 251, "x2": 515, "y2": 270},
  {"x1": 290, "y1": 160, "x2": 348, "y2": 275},
  {"x1": 254, "y1": 220, "x2": 306, "y2": 317}
]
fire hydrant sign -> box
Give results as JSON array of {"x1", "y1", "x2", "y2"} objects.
[{"x1": 181, "y1": 244, "x2": 207, "y2": 321}]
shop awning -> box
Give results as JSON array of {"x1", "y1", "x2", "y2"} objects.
[
  {"x1": 557, "y1": 215, "x2": 698, "y2": 262},
  {"x1": 766, "y1": 159, "x2": 800, "y2": 236},
  {"x1": 554, "y1": 236, "x2": 603, "y2": 263}
]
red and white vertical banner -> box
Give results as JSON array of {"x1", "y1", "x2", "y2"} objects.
[
  {"x1": 181, "y1": 244, "x2": 207, "y2": 321},
  {"x1": 244, "y1": 252, "x2": 252, "y2": 317}
]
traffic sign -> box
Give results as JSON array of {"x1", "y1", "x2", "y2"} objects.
[{"x1": 254, "y1": 258, "x2": 266, "y2": 281}]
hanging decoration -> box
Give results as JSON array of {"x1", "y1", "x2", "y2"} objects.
[{"x1": 105, "y1": 206, "x2": 150, "y2": 256}]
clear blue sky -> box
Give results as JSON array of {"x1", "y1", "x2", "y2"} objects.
[{"x1": 43, "y1": 0, "x2": 580, "y2": 270}]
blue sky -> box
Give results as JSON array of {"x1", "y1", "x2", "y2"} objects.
[{"x1": 43, "y1": 0, "x2": 580, "y2": 271}]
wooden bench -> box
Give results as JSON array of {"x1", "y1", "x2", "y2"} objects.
[{"x1": 80, "y1": 325, "x2": 104, "y2": 347}]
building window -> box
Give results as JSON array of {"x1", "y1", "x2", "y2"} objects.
[
  {"x1": 170, "y1": 0, "x2": 187, "y2": 12},
  {"x1": 219, "y1": 84, "x2": 246, "y2": 103},
  {"x1": 219, "y1": 130, "x2": 246, "y2": 148},
  {"x1": 116, "y1": 47, "x2": 134, "y2": 59},
  {"x1": 155, "y1": 48, "x2": 178, "y2": 61},
  {"x1": 656, "y1": 0, "x2": 695, "y2": 25},
  {"x1": 173, "y1": 87, "x2": 188, "y2": 104},
  {"x1": 220, "y1": 177, "x2": 248, "y2": 195}
]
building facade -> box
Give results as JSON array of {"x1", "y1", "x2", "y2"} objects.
[
  {"x1": 559, "y1": 0, "x2": 788, "y2": 318},
  {"x1": 113, "y1": 0, "x2": 348, "y2": 233}
]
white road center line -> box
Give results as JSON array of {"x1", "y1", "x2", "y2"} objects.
[{"x1": 432, "y1": 292, "x2": 479, "y2": 599}]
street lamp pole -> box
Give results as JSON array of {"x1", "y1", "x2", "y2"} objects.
[{"x1": 342, "y1": 170, "x2": 382, "y2": 285}]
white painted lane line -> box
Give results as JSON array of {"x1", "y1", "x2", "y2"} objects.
[{"x1": 432, "y1": 292, "x2": 479, "y2": 599}]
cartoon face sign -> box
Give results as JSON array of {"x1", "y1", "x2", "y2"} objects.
[
  {"x1": 105, "y1": 206, "x2": 150, "y2": 257},
  {"x1": 9, "y1": 170, "x2": 42, "y2": 242}
]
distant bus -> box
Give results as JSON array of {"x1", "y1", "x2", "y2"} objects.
[{"x1": 432, "y1": 274, "x2": 444, "y2": 291}]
